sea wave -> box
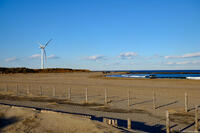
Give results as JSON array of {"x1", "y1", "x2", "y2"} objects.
[
  {"x1": 128, "y1": 75, "x2": 146, "y2": 78},
  {"x1": 186, "y1": 77, "x2": 200, "y2": 80},
  {"x1": 121, "y1": 75, "x2": 129, "y2": 77},
  {"x1": 121, "y1": 75, "x2": 146, "y2": 78}
]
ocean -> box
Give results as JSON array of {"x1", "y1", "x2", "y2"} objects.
[{"x1": 106, "y1": 70, "x2": 200, "y2": 80}]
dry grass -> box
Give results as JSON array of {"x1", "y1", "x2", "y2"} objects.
[{"x1": 0, "y1": 93, "x2": 104, "y2": 108}]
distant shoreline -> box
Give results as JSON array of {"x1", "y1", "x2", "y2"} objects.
[
  {"x1": 1, "y1": 67, "x2": 200, "y2": 74},
  {"x1": 100, "y1": 70, "x2": 200, "y2": 74}
]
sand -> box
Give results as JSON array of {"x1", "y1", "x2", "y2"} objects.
[
  {"x1": 0, "y1": 72, "x2": 200, "y2": 132},
  {"x1": 0, "y1": 104, "x2": 121, "y2": 133}
]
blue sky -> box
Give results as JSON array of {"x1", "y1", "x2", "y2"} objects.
[{"x1": 0, "y1": 0, "x2": 200, "y2": 70}]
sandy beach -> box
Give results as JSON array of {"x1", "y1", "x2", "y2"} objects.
[{"x1": 0, "y1": 72, "x2": 200, "y2": 132}]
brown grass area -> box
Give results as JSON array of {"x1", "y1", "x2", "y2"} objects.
[{"x1": 0, "y1": 93, "x2": 104, "y2": 107}]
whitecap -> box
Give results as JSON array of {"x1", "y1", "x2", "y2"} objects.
[{"x1": 186, "y1": 77, "x2": 200, "y2": 80}]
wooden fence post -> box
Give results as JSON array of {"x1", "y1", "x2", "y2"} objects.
[
  {"x1": 108, "y1": 119, "x2": 111, "y2": 125},
  {"x1": 128, "y1": 88, "x2": 130, "y2": 109},
  {"x1": 105, "y1": 88, "x2": 107, "y2": 105},
  {"x1": 40, "y1": 86, "x2": 43, "y2": 96},
  {"x1": 112, "y1": 119, "x2": 115, "y2": 126},
  {"x1": 127, "y1": 118, "x2": 131, "y2": 129},
  {"x1": 153, "y1": 89, "x2": 156, "y2": 109},
  {"x1": 85, "y1": 88, "x2": 88, "y2": 103},
  {"x1": 53, "y1": 87, "x2": 56, "y2": 97},
  {"x1": 68, "y1": 88, "x2": 71, "y2": 100},
  {"x1": 16, "y1": 84, "x2": 19, "y2": 96},
  {"x1": 185, "y1": 92, "x2": 188, "y2": 112},
  {"x1": 195, "y1": 105, "x2": 199, "y2": 132},
  {"x1": 27, "y1": 85, "x2": 30, "y2": 95},
  {"x1": 6, "y1": 84, "x2": 8, "y2": 92},
  {"x1": 65, "y1": 88, "x2": 67, "y2": 99},
  {"x1": 103, "y1": 118, "x2": 107, "y2": 123},
  {"x1": 114, "y1": 119, "x2": 118, "y2": 127},
  {"x1": 166, "y1": 110, "x2": 170, "y2": 133}
]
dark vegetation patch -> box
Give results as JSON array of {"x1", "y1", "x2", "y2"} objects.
[
  {"x1": 0, "y1": 93, "x2": 103, "y2": 107},
  {"x1": 0, "y1": 67, "x2": 90, "y2": 74},
  {"x1": 91, "y1": 106, "x2": 164, "y2": 120},
  {"x1": 78, "y1": 102, "x2": 104, "y2": 107},
  {"x1": 92, "y1": 106, "x2": 149, "y2": 114},
  {"x1": 0, "y1": 94, "x2": 68, "y2": 103},
  {"x1": 91, "y1": 106, "x2": 130, "y2": 113}
]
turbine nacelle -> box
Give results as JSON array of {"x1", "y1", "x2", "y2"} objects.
[{"x1": 39, "y1": 45, "x2": 45, "y2": 49}]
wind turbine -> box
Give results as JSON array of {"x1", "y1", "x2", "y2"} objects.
[{"x1": 38, "y1": 39, "x2": 52, "y2": 69}]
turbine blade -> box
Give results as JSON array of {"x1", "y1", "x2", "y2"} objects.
[
  {"x1": 38, "y1": 42, "x2": 43, "y2": 48},
  {"x1": 44, "y1": 39, "x2": 52, "y2": 48},
  {"x1": 44, "y1": 49, "x2": 47, "y2": 63}
]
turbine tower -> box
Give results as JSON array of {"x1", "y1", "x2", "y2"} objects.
[{"x1": 38, "y1": 39, "x2": 52, "y2": 69}]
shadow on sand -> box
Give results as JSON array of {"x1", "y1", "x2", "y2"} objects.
[
  {"x1": 179, "y1": 119, "x2": 200, "y2": 133},
  {"x1": 130, "y1": 100, "x2": 153, "y2": 106},
  {"x1": 188, "y1": 105, "x2": 200, "y2": 112},
  {"x1": 0, "y1": 115, "x2": 19, "y2": 130},
  {"x1": 112, "y1": 97, "x2": 136, "y2": 103},
  {"x1": 155, "y1": 101, "x2": 178, "y2": 109},
  {"x1": 91, "y1": 116, "x2": 166, "y2": 133}
]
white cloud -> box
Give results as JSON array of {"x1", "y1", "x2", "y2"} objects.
[
  {"x1": 30, "y1": 54, "x2": 59, "y2": 59},
  {"x1": 85, "y1": 55, "x2": 105, "y2": 61},
  {"x1": 166, "y1": 60, "x2": 200, "y2": 65},
  {"x1": 182, "y1": 52, "x2": 200, "y2": 58},
  {"x1": 5, "y1": 57, "x2": 18, "y2": 62},
  {"x1": 164, "y1": 55, "x2": 176, "y2": 59},
  {"x1": 119, "y1": 52, "x2": 138, "y2": 59},
  {"x1": 47, "y1": 54, "x2": 59, "y2": 59},
  {"x1": 176, "y1": 61, "x2": 191, "y2": 65},
  {"x1": 166, "y1": 62, "x2": 174, "y2": 65},
  {"x1": 191, "y1": 60, "x2": 200, "y2": 64},
  {"x1": 165, "y1": 52, "x2": 200, "y2": 59},
  {"x1": 30, "y1": 54, "x2": 40, "y2": 59}
]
